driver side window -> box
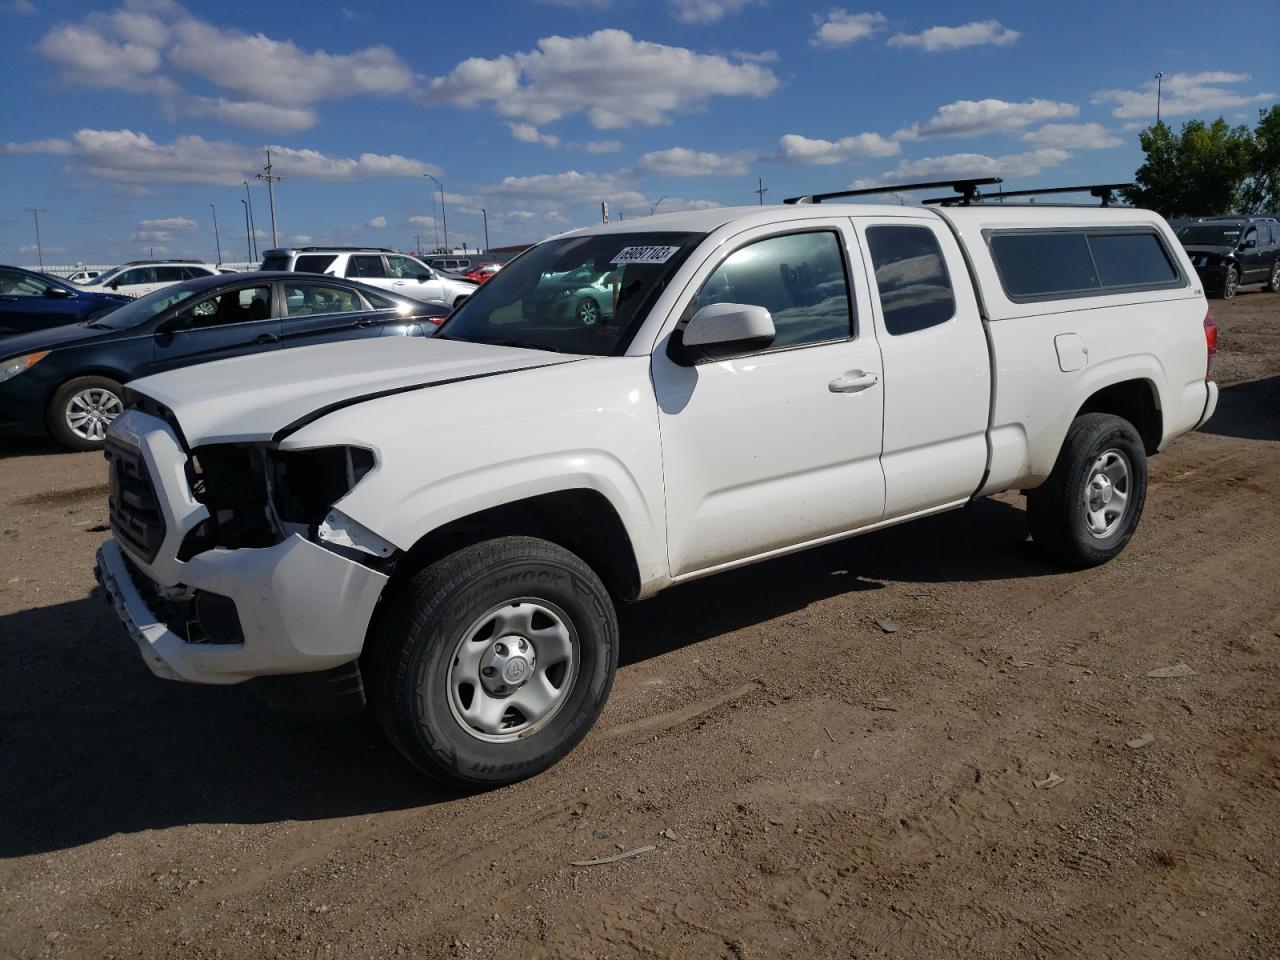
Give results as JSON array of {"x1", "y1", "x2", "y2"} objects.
[
  {"x1": 387, "y1": 256, "x2": 432, "y2": 280},
  {"x1": 691, "y1": 231, "x2": 853, "y2": 349},
  {"x1": 177, "y1": 286, "x2": 272, "y2": 329},
  {"x1": 0, "y1": 270, "x2": 52, "y2": 297}
]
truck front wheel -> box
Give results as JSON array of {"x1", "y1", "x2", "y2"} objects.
[
  {"x1": 368, "y1": 536, "x2": 618, "y2": 788},
  {"x1": 1027, "y1": 413, "x2": 1148, "y2": 568}
]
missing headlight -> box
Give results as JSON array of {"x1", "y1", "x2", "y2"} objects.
[{"x1": 268, "y1": 446, "x2": 375, "y2": 526}]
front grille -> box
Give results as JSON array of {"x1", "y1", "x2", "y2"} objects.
[{"x1": 106, "y1": 437, "x2": 166, "y2": 562}]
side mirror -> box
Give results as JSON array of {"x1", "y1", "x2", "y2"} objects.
[
  {"x1": 110, "y1": 282, "x2": 121, "y2": 290},
  {"x1": 669, "y1": 302, "x2": 775, "y2": 366},
  {"x1": 45, "y1": 286, "x2": 75, "y2": 299},
  {"x1": 156, "y1": 314, "x2": 192, "y2": 336}
]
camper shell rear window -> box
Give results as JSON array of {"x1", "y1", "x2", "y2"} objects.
[{"x1": 985, "y1": 227, "x2": 1186, "y2": 302}]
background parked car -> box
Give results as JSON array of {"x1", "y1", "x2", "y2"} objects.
[
  {"x1": 0, "y1": 265, "x2": 131, "y2": 337},
  {"x1": 521, "y1": 263, "x2": 619, "y2": 326},
  {"x1": 0, "y1": 271, "x2": 446, "y2": 450},
  {"x1": 261, "y1": 247, "x2": 477, "y2": 308},
  {"x1": 81, "y1": 260, "x2": 223, "y2": 299},
  {"x1": 1177, "y1": 216, "x2": 1280, "y2": 299},
  {"x1": 462, "y1": 262, "x2": 502, "y2": 284},
  {"x1": 66, "y1": 270, "x2": 103, "y2": 284}
]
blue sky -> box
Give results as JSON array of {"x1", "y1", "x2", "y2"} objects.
[{"x1": 2, "y1": 0, "x2": 1276, "y2": 266}]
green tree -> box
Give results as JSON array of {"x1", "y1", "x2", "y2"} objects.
[
  {"x1": 1126, "y1": 116, "x2": 1256, "y2": 217},
  {"x1": 1242, "y1": 104, "x2": 1280, "y2": 213}
]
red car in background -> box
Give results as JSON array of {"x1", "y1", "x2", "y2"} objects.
[{"x1": 462, "y1": 262, "x2": 502, "y2": 284}]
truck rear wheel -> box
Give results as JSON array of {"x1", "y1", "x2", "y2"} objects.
[
  {"x1": 1027, "y1": 413, "x2": 1148, "y2": 568},
  {"x1": 368, "y1": 536, "x2": 618, "y2": 788}
]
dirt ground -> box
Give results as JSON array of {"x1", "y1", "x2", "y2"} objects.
[{"x1": 1, "y1": 291, "x2": 1278, "y2": 960}]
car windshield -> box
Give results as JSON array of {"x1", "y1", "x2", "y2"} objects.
[
  {"x1": 88, "y1": 285, "x2": 200, "y2": 329},
  {"x1": 1178, "y1": 225, "x2": 1244, "y2": 245},
  {"x1": 438, "y1": 231, "x2": 704, "y2": 355},
  {"x1": 82, "y1": 268, "x2": 123, "y2": 287}
]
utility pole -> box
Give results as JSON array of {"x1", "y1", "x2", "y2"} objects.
[
  {"x1": 426, "y1": 174, "x2": 448, "y2": 252},
  {"x1": 755, "y1": 177, "x2": 768, "y2": 205},
  {"x1": 240, "y1": 199, "x2": 253, "y2": 261},
  {"x1": 243, "y1": 181, "x2": 258, "y2": 260},
  {"x1": 24, "y1": 208, "x2": 46, "y2": 268},
  {"x1": 256, "y1": 149, "x2": 281, "y2": 248},
  {"x1": 414, "y1": 234, "x2": 421, "y2": 255},
  {"x1": 480, "y1": 208, "x2": 489, "y2": 252},
  {"x1": 1155, "y1": 71, "x2": 1165, "y2": 126},
  {"x1": 209, "y1": 203, "x2": 222, "y2": 265},
  {"x1": 650, "y1": 195, "x2": 669, "y2": 216}
]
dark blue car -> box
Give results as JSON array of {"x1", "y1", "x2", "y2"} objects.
[
  {"x1": 0, "y1": 270, "x2": 448, "y2": 450},
  {"x1": 0, "y1": 265, "x2": 132, "y2": 336}
]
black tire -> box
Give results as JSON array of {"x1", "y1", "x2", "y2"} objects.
[
  {"x1": 368, "y1": 536, "x2": 618, "y2": 788},
  {"x1": 1265, "y1": 259, "x2": 1280, "y2": 293},
  {"x1": 1221, "y1": 265, "x2": 1239, "y2": 300},
  {"x1": 47, "y1": 375, "x2": 124, "y2": 451},
  {"x1": 575, "y1": 297, "x2": 601, "y2": 326},
  {"x1": 1027, "y1": 413, "x2": 1148, "y2": 568}
]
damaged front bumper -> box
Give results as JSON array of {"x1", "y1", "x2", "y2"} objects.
[{"x1": 95, "y1": 410, "x2": 389, "y2": 685}]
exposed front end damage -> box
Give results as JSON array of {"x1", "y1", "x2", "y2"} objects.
[{"x1": 95, "y1": 409, "x2": 392, "y2": 690}]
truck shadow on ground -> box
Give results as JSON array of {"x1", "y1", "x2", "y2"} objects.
[
  {"x1": 0, "y1": 438, "x2": 74, "y2": 461},
  {"x1": 1199, "y1": 375, "x2": 1280, "y2": 443},
  {"x1": 0, "y1": 498, "x2": 1050, "y2": 857}
]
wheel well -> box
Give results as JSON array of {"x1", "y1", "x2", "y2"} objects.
[
  {"x1": 1075, "y1": 379, "x2": 1162, "y2": 454},
  {"x1": 390, "y1": 489, "x2": 641, "y2": 602}
]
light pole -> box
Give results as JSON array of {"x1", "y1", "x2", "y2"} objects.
[
  {"x1": 1155, "y1": 71, "x2": 1165, "y2": 126},
  {"x1": 209, "y1": 203, "x2": 222, "y2": 265},
  {"x1": 240, "y1": 199, "x2": 253, "y2": 261},
  {"x1": 256, "y1": 149, "x2": 281, "y2": 248},
  {"x1": 414, "y1": 234, "x2": 421, "y2": 255},
  {"x1": 480, "y1": 208, "x2": 489, "y2": 252},
  {"x1": 243, "y1": 181, "x2": 258, "y2": 260},
  {"x1": 650, "y1": 195, "x2": 669, "y2": 216},
  {"x1": 426, "y1": 174, "x2": 448, "y2": 252},
  {"x1": 24, "y1": 208, "x2": 46, "y2": 268}
]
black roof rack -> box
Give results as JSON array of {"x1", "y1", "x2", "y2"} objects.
[
  {"x1": 784, "y1": 177, "x2": 1003, "y2": 206},
  {"x1": 922, "y1": 182, "x2": 1136, "y2": 208}
]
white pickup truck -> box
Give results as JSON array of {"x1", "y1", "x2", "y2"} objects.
[{"x1": 96, "y1": 187, "x2": 1219, "y2": 787}]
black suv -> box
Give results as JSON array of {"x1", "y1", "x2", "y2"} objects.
[{"x1": 1177, "y1": 216, "x2": 1280, "y2": 299}]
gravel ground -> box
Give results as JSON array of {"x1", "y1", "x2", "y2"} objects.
[{"x1": 1, "y1": 290, "x2": 1278, "y2": 960}]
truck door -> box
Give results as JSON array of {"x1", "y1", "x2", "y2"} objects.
[
  {"x1": 851, "y1": 216, "x2": 991, "y2": 517},
  {"x1": 651, "y1": 221, "x2": 886, "y2": 578}
]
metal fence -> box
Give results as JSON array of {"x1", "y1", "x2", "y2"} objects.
[{"x1": 25, "y1": 262, "x2": 260, "y2": 278}]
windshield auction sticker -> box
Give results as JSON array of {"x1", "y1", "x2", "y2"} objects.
[{"x1": 610, "y1": 246, "x2": 681, "y2": 265}]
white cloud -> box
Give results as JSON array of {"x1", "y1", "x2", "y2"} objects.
[
  {"x1": 668, "y1": 0, "x2": 760, "y2": 24},
  {"x1": 856, "y1": 148, "x2": 1071, "y2": 187},
  {"x1": 896, "y1": 98, "x2": 1079, "y2": 140},
  {"x1": 1020, "y1": 122, "x2": 1123, "y2": 151},
  {"x1": 732, "y1": 49, "x2": 778, "y2": 63},
  {"x1": 579, "y1": 139, "x2": 622, "y2": 154},
  {"x1": 4, "y1": 138, "x2": 74, "y2": 155},
  {"x1": 811, "y1": 10, "x2": 886, "y2": 47},
  {"x1": 368, "y1": 216, "x2": 387, "y2": 228},
  {"x1": 888, "y1": 20, "x2": 1020, "y2": 52},
  {"x1": 777, "y1": 132, "x2": 901, "y2": 164},
  {"x1": 636, "y1": 147, "x2": 753, "y2": 176},
  {"x1": 509, "y1": 123, "x2": 561, "y2": 148},
  {"x1": 3, "y1": 0, "x2": 38, "y2": 14},
  {"x1": 139, "y1": 216, "x2": 198, "y2": 231},
  {"x1": 1093, "y1": 71, "x2": 1276, "y2": 121},
  {"x1": 10, "y1": 128, "x2": 441, "y2": 186},
  {"x1": 188, "y1": 98, "x2": 317, "y2": 132},
  {"x1": 408, "y1": 215, "x2": 437, "y2": 228},
  {"x1": 292, "y1": 234, "x2": 313, "y2": 245},
  {"x1": 167, "y1": 20, "x2": 412, "y2": 106},
  {"x1": 36, "y1": 5, "x2": 413, "y2": 132},
  {"x1": 424, "y1": 29, "x2": 777, "y2": 129},
  {"x1": 485, "y1": 169, "x2": 646, "y2": 208}
]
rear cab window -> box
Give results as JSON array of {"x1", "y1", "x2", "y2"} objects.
[
  {"x1": 987, "y1": 228, "x2": 1184, "y2": 301},
  {"x1": 865, "y1": 225, "x2": 957, "y2": 335},
  {"x1": 294, "y1": 255, "x2": 337, "y2": 274}
]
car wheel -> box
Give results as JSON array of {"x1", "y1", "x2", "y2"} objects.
[
  {"x1": 48, "y1": 375, "x2": 125, "y2": 451},
  {"x1": 1265, "y1": 260, "x2": 1280, "y2": 293},
  {"x1": 1221, "y1": 266, "x2": 1239, "y2": 300},
  {"x1": 576, "y1": 297, "x2": 601, "y2": 326},
  {"x1": 1027, "y1": 413, "x2": 1148, "y2": 568},
  {"x1": 368, "y1": 536, "x2": 619, "y2": 788}
]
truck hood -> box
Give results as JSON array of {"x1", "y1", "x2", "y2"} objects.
[
  {"x1": 1181, "y1": 244, "x2": 1236, "y2": 258},
  {"x1": 127, "y1": 336, "x2": 580, "y2": 446}
]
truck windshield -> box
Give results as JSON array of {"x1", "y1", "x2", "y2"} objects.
[
  {"x1": 1178, "y1": 225, "x2": 1243, "y2": 245},
  {"x1": 438, "y1": 231, "x2": 704, "y2": 355}
]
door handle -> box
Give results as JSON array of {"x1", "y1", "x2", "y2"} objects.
[
  {"x1": 253, "y1": 333, "x2": 279, "y2": 345},
  {"x1": 828, "y1": 370, "x2": 879, "y2": 393}
]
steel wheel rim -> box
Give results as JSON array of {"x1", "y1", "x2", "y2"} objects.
[
  {"x1": 578, "y1": 300, "x2": 599, "y2": 325},
  {"x1": 1083, "y1": 448, "x2": 1132, "y2": 539},
  {"x1": 65, "y1": 387, "x2": 122, "y2": 442},
  {"x1": 445, "y1": 597, "x2": 580, "y2": 743}
]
